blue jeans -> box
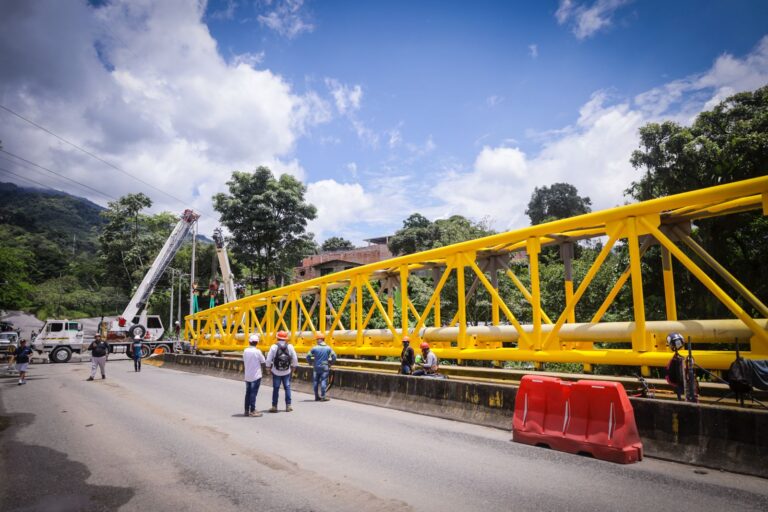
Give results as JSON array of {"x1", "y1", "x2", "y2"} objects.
[
  {"x1": 401, "y1": 364, "x2": 412, "y2": 375},
  {"x1": 313, "y1": 367, "x2": 329, "y2": 399},
  {"x1": 272, "y1": 374, "x2": 292, "y2": 406},
  {"x1": 133, "y1": 354, "x2": 142, "y2": 372},
  {"x1": 245, "y1": 379, "x2": 261, "y2": 413}
]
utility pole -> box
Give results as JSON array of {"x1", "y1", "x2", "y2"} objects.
[
  {"x1": 169, "y1": 268, "x2": 174, "y2": 334},
  {"x1": 189, "y1": 221, "x2": 197, "y2": 317}
]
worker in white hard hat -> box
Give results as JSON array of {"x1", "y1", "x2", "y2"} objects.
[
  {"x1": 243, "y1": 333, "x2": 266, "y2": 417},
  {"x1": 131, "y1": 334, "x2": 143, "y2": 372}
]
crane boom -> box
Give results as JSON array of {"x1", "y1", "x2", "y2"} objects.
[
  {"x1": 213, "y1": 227, "x2": 237, "y2": 303},
  {"x1": 113, "y1": 209, "x2": 199, "y2": 335}
]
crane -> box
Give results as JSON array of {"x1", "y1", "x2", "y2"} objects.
[
  {"x1": 212, "y1": 227, "x2": 237, "y2": 304},
  {"x1": 110, "y1": 209, "x2": 200, "y2": 339}
]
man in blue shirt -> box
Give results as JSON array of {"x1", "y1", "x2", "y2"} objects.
[{"x1": 306, "y1": 333, "x2": 337, "y2": 401}]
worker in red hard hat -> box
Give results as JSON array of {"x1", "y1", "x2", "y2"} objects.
[
  {"x1": 266, "y1": 331, "x2": 298, "y2": 412},
  {"x1": 413, "y1": 341, "x2": 439, "y2": 376},
  {"x1": 400, "y1": 336, "x2": 415, "y2": 375}
]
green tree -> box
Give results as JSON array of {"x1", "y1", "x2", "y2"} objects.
[
  {"x1": 525, "y1": 183, "x2": 592, "y2": 225},
  {"x1": 321, "y1": 236, "x2": 355, "y2": 252},
  {"x1": 0, "y1": 246, "x2": 33, "y2": 309},
  {"x1": 627, "y1": 86, "x2": 768, "y2": 317},
  {"x1": 213, "y1": 167, "x2": 317, "y2": 291}
]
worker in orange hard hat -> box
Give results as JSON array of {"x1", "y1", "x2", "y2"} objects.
[
  {"x1": 400, "y1": 336, "x2": 415, "y2": 375},
  {"x1": 413, "y1": 341, "x2": 439, "y2": 376}
]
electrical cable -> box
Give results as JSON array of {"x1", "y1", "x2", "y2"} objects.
[
  {"x1": 0, "y1": 165, "x2": 59, "y2": 190},
  {"x1": 0, "y1": 103, "x2": 207, "y2": 213},
  {"x1": 0, "y1": 150, "x2": 117, "y2": 201}
]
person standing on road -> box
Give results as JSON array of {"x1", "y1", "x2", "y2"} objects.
[
  {"x1": 87, "y1": 334, "x2": 109, "y2": 381},
  {"x1": 306, "y1": 334, "x2": 337, "y2": 401},
  {"x1": 412, "y1": 342, "x2": 439, "y2": 376},
  {"x1": 400, "y1": 336, "x2": 415, "y2": 375},
  {"x1": 131, "y1": 335, "x2": 143, "y2": 372},
  {"x1": 243, "y1": 333, "x2": 266, "y2": 417},
  {"x1": 174, "y1": 321, "x2": 181, "y2": 339},
  {"x1": 13, "y1": 339, "x2": 33, "y2": 385},
  {"x1": 265, "y1": 331, "x2": 298, "y2": 413}
]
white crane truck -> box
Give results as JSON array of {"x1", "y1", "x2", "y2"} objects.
[{"x1": 33, "y1": 209, "x2": 200, "y2": 363}]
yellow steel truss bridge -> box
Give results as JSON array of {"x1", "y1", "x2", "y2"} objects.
[{"x1": 186, "y1": 176, "x2": 768, "y2": 374}]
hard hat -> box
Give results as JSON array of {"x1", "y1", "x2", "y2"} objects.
[
  {"x1": 248, "y1": 333, "x2": 260, "y2": 344},
  {"x1": 134, "y1": 335, "x2": 142, "y2": 340},
  {"x1": 402, "y1": 336, "x2": 410, "y2": 343},
  {"x1": 175, "y1": 321, "x2": 180, "y2": 325},
  {"x1": 315, "y1": 333, "x2": 326, "y2": 342},
  {"x1": 420, "y1": 342, "x2": 429, "y2": 350},
  {"x1": 666, "y1": 332, "x2": 685, "y2": 351},
  {"x1": 276, "y1": 331, "x2": 289, "y2": 341}
]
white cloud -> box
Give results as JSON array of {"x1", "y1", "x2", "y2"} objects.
[
  {"x1": 0, "y1": 0, "x2": 329, "y2": 236},
  {"x1": 346, "y1": 162, "x2": 358, "y2": 177},
  {"x1": 325, "y1": 78, "x2": 363, "y2": 114},
  {"x1": 257, "y1": 0, "x2": 314, "y2": 39},
  {"x1": 555, "y1": 0, "x2": 632, "y2": 40},
  {"x1": 426, "y1": 36, "x2": 768, "y2": 231},
  {"x1": 388, "y1": 129, "x2": 402, "y2": 148},
  {"x1": 486, "y1": 95, "x2": 504, "y2": 107},
  {"x1": 231, "y1": 50, "x2": 266, "y2": 67},
  {"x1": 528, "y1": 44, "x2": 538, "y2": 59}
]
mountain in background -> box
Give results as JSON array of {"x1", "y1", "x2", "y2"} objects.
[{"x1": 0, "y1": 182, "x2": 105, "y2": 282}]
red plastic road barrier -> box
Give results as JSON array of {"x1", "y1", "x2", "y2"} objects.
[
  {"x1": 512, "y1": 376, "x2": 643, "y2": 464},
  {"x1": 564, "y1": 380, "x2": 643, "y2": 464},
  {"x1": 512, "y1": 375, "x2": 571, "y2": 451}
]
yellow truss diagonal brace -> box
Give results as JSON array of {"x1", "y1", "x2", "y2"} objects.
[{"x1": 639, "y1": 217, "x2": 768, "y2": 348}]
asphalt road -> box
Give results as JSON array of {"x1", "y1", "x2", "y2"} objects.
[{"x1": 1, "y1": 358, "x2": 767, "y2": 512}]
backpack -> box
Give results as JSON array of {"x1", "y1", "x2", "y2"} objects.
[
  {"x1": 726, "y1": 359, "x2": 753, "y2": 394},
  {"x1": 274, "y1": 345, "x2": 291, "y2": 371},
  {"x1": 666, "y1": 354, "x2": 684, "y2": 386}
]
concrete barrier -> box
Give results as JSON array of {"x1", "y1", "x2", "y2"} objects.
[{"x1": 147, "y1": 354, "x2": 768, "y2": 478}]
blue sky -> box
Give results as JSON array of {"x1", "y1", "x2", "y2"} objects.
[{"x1": 1, "y1": 0, "x2": 767, "y2": 244}]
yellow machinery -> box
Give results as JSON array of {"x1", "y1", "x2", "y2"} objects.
[{"x1": 186, "y1": 176, "x2": 768, "y2": 373}]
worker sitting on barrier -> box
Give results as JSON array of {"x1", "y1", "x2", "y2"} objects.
[
  {"x1": 306, "y1": 333, "x2": 337, "y2": 401},
  {"x1": 400, "y1": 336, "x2": 415, "y2": 375},
  {"x1": 412, "y1": 342, "x2": 439, "y2": 376},
  {"x1": 665, "y1": 332, "x2": 687, "y2": 401}
]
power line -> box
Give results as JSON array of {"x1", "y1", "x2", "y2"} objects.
[
  {"x1": 0, "y1": 102, "x2": 204, "y2": 212},
  {"x1": 0, "y1": 165, "x2": 58, "y2": 190},
  {"x1": 0, "y1": 149, "x2": 117, "y2": 201}
]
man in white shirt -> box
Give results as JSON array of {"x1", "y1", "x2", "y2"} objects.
[
  {"x1": 243, "y1": 333, "x2": 266, "y2": 417},
  {"x1": 413, "y1": 342, "x2": 439, "y2": 376},
  {"x1": 265, "y1": 330, "x2": 299, "y2": 413}
]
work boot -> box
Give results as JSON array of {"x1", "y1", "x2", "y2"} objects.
[
  {"x1": 315, "y1": 396, "x2": 320, "y2": 401},
  {"x1": 101, "y1": 375, "x2": 106, "y2": 379},
  {"x1": 269, "y1": 406, "x2": 278, "y2": 413},
  {"x1": 286, "y1": 405, "x2": 293, "y2": 412},
  {"x1": 87, "y1": 377, "x2": 94, "y2": 381},
  {"x1": 320, "y1": 397, "x2": 330, "y2": 402},
  {"x1": 249, "y1": 411, "x2": 263, "y2": 417},
  {"x1": 244, "y1": 410, "x2": 249, "y2": 417}
]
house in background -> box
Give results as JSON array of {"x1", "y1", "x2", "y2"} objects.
[{"x1": 294, "y1": 236, "x2": 393, "y2": 282}]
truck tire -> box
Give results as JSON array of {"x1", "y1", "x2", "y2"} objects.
[
  {"x1": 128, "y1": 324, "x2": 147, "y2": 339},
  {"x1": 51, "y1": 347, "x2": 72, "y2": 363},
  {"x1": 153, "y1": 344, "x2": 170, "y2": 355},
  {"x1": 140, "y1": 344, "x2": 152, "y2": 358}
]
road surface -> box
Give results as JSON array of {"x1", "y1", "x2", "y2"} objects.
[{"x1": 1, "y1": 357, "x2": 766, "y2": 512}]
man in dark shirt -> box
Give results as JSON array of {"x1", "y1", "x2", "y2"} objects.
[
  {"x1": 13, "y1": 339, "x2": 33, "y2": 385},
  {"x1": 87, "y1": 335, "x2": 109, "y2": 381},
  {"x1": 400, "y1": 336, "x2": 415, "y2": 375}
]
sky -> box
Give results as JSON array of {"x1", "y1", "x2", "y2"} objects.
[{"x1": 1, "y1": 0, "x2": 767, "y2": 245}]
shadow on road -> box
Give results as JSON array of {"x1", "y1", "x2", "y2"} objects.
[{"x1": 0, "y1": 410, "x2": 135, "y2": 512}]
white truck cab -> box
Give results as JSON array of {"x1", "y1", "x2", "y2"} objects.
[{"x1": 33, "y1": 319, "x2": 85, "y2": 363}]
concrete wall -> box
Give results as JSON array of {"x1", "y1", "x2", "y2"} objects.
[{"x1": 148, "y1": 354, "x2": 768, "y2": 478}]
